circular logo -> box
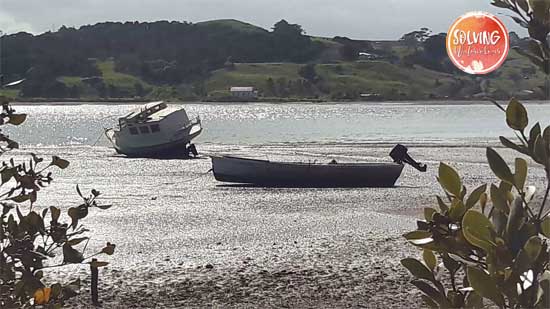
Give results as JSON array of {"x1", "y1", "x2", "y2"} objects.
[{"x1": 446, "y1": 12, "x2": 509, "y2": 75}]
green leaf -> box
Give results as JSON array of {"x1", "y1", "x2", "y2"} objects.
[
  {"x1": 543, "y1": 126, "x2": 550, "y2": 144},
  {"x1": 404, "y1": 230, "x2": 432, "y2": 239},
  {"x1": 420, "y1": 295, "x2": 439, "y2": 308},
  {"x1": 500, "y1": 136, "x2": 529, "y2": 155},
  {"x1": 50, "y1": 156, "x2": 70, "y2": 169},
  {"x1": 101, "y1": 242, "x2": 116, "y2": 255},
  {"x1": 467, "y1": 266, "x2": 505, "y2": 306},
  {"x1": 424, "y1": 208, "x2": 436, "y2": 221},
  {"x1": 491, "y1": 0, "x2": 511, "y2": 8},
  {"x1": 516, "y1": 0, "x2": 530, "y2": 11},
  {"x1": 67, "y1": 237, "x2": 89, "y2": 246},
  {"x1": 541, "y1": 217, "x2": 550, "y2": 238},
  {"x1": 506, "y1": 198, "x2": 526, "y2": 248},
  {"x1": 401, "y1": 258, "x2": 435, "y2": 282},
  {"x1": 449, "y1": 199, "x2": 467, "y2": 221},
  {"x1": 514, "y1": 158, "x2": 528, "y2": 190},
  {"x1": 487, "y1": 147, "x2": 514, "y2": 184},
  {"x1": 439, "y1": 162, "x2": 462, "y2": 196},
  {"x1": 62, "y1": 243, "x2": 84, "y2": 263},
  {"x1": 465, "y1": 291, "x2": 484, "y2": 308},
  {"x1": 492, "y1": 209, "x2": 507, "y2": 237},
  {"x1": 7, "y1": 114, "x2": 27, "y2": 125},
  {"x1": 534, "y1": 135, "x2": 548, "y2": 165},
  {"x1": 423, "y1": 249, "x2": 437, "y2": 271},
  {"x1": 530, "y1": 122, "x2": 542, "y2": 141},
  {"x1": 411, "y1": 280, "x2": 450, "y2": 307},
  {"x1": 491, "y1": 184, "x2": 509, "y2": 214},
  {"x1": 50, "y1": 206, "x2": 60, "y2": 222},
  {"x1": 466, "y1": 184, "x2": 487, "y2": 209},
  {"x1": 436, "y1": 196, "x2": 449, "y2": 213},
  {"x1": 462, "y1": 210, "x2": 497, "y2": 252},
  {"x1": 529, "y1": 0, "x2": 550, "y2": 20},
  {"x1": 11, "y1": 194, "x2": 30, "y2": 203},
  {"x1": 67, "y1": 207, "x2": 88, "y2": 229},
  {"x1": 51, "y1": 283, "x2": 62, "y2": 298},
  {"x1": 1, "y1": 167, "x2": 16, "y2": 184},
  {"x1": 524, "y1": 236, "x2": 542, "y2": 262},
  {"x1": 506, "y1": 98, "x2": 528, "y2": 131}
]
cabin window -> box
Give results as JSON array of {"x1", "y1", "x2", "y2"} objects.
[
  {"x1": 150, "y1": 124, "x2": 160, "y2": 133},
  {"x1": 139, "y1": 126, "x2": 150, "y2": 134},
  {"x1": 129, "y1": 127, "x2": 139, "y2": 135}
]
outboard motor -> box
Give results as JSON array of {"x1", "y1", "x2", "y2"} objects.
[
  {"x1": 390, "y1": 144, "x2": 427, "y2": 172},
  {"x1": 186, "y1": 143, "x2": 198, "y2": 158}
]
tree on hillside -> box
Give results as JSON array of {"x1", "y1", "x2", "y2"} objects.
[
  {"x1": 265, "y1": 77, "x2": 276, "y2": 97},
  {"x1": 271, "y1": 20, "x2": 323, "y2": 63},
  {"x1": 400, "y1": 27, "x2": 431, "y2": 51},
  {"x1": 423, "y1": 33, "x2": 446, "y2": 62},
  {"x1": 298, "y1": 64, "x2": 318, "y2": 82},
  {"x1": 272, "y1": 19, "x2": 305, "y2": 37},
  {"x1": 339, "y1": 44, "x2": 359, "y2": 61}
]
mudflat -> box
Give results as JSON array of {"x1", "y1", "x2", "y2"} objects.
[{"x1": 26, "y1": 143, "x2": 544, "y2": 308}]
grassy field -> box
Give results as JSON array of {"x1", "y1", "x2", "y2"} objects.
[
  {"x1": 40, "y1": 39, "x2": 549, "y2": 101},
  {"x1": 206, "y1": 61, "x2": 458, "y2": 99},
  {"x1": 0, "y1": 88, "x2": 19, "y2": 99},
  {"x1": 204, "y1": 47, "x2": 546, "y2": 100},
  {"x1": 56, "y1": 60, "x2": 151, "y2": 98},
  {"x1": 207, "y1": 63, "x2": 302, "y2": 94}
]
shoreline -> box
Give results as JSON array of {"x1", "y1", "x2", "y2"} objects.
[{"x1": 8, "y1": 99, "x2": 550, "y2": 106}]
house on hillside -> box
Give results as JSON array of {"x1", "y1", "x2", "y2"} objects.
[
  {"x1": 230, "y1": 87, "x2": 258, "y2": 99},
  {"x1": 357, "y1": 52, "x2": 380, "y2": 61}
]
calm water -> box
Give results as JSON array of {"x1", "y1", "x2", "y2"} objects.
[{"x1": 5, "y1": 101, "x2": 550, "y2": 147}]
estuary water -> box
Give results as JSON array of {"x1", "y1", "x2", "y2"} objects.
[{"x1": 6, "y1": 101, "x2": 550, "y2": 147}]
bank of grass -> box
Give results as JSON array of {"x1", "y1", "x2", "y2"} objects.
[
  {"x1": 207, "y1": 63, "x2": 302, "y2": 92},
  {"x1": 96, "y1": 61, "x2": 149, "y2": 90},
  {"x1": 0, "y1": 89, "x2": 20, "y2": 99},
  {"x1": 205, "y1": 52, "x2": 546, "y2": 100},
  {"x1": 57, "y1": 60, "x2": 152, "y2": 98},
  {"x1": 51, "y1": 50, "x2": 546, "y2": 101},
  {"x1": 206, "y1": 61, "x2": 458, "y2": 99}
]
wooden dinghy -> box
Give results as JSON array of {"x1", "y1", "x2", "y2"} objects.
[{"x1": 211, "y1": 144, "x2": 426, "y2": 187}]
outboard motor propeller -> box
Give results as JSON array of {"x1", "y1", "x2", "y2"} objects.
[{"x1": 390, "y1": 144, "x2": 427, "y2": 172}]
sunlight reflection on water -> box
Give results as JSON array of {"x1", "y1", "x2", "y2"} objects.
[{"x1": 6, "y1": 102, "x2": 550, "y2": 146}]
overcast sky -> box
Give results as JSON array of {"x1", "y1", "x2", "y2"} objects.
[{"x1": 0, "y1": 0, "x2": 524, "y2": 39}]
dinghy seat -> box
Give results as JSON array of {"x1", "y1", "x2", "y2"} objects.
[{"x1": 390, "y1": 144, "x2": 427, "y2": 172}]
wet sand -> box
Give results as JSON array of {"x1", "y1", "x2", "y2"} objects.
[{"x1": 25, "y1": 143, "x2": 547, "y2": 308}]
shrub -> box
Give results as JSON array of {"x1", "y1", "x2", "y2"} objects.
[
  {"x1": 0, "y1": 97, "x2": 115, "y2": 307},
  {"x1": 402, "y1": 1, "x2": 550, "y2": 307}
]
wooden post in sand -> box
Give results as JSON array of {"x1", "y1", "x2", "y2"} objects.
[{"x1": 91, "y1": 258, "x2": 99, "y2": 306}]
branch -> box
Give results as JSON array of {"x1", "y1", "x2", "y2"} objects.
[{"x1": 538, "y1": 169, "x2": 550, "y2": 220}]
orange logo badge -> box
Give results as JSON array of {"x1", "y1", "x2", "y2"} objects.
[{"x1": 446, "y1": 12, "x2": 509, "y2": 75}]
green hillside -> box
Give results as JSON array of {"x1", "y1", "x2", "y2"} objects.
[
  {"x1": 196, "y1": 19, "x2": 268, "y2": 33},
  {"x1": 2, "y1": 19, "x2": 546, "y2": 101}
]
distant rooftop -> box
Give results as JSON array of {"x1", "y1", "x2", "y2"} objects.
[{"x1": 230, "y1": 87, "x2": 255, "y2": 92}]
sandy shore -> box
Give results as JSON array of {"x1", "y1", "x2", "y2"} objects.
[{"x1": 27, "y1": 143, "x2": 547, "y2": 308}]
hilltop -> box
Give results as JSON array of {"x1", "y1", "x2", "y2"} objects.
[{"x1": 0, "y1": 19, "x2": 546, "y2": 101}]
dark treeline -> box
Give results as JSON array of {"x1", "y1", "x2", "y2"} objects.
[{"x1": 0, "y1": 19, "x2": 324, "y2": 97}]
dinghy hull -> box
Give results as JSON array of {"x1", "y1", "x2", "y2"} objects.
[{"x1": 211, "y1": 156, "x2": 404, "y2": 187}]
